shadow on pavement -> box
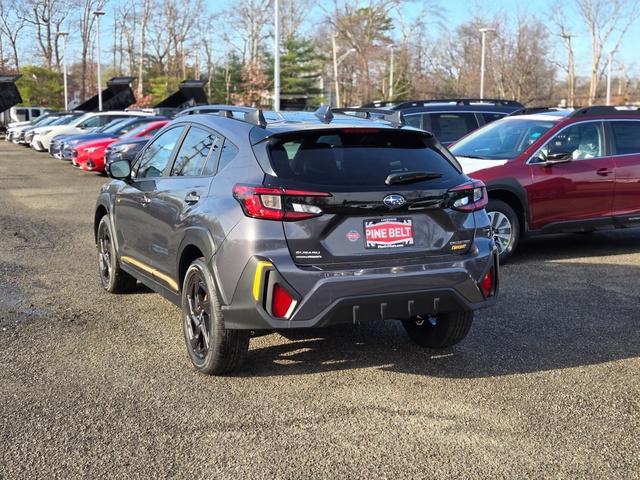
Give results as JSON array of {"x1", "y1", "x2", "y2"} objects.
[{"x1": 242, "y1": 230, "x2": 640, "y2": 378}]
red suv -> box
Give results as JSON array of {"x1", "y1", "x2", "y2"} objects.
[{"x1": 449, "y1": 106, "x2": 640, "y2": 261}]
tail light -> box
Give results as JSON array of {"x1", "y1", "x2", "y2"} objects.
[
  {"x1": 479, "y1": 267, "x2": 495, "y2": 298},
  {"x1": 448, "y1": 179, "x2": 488, "y2": 212},
  {"x1": 233, "y1": 184, "x2": 330, "y2": 221}
]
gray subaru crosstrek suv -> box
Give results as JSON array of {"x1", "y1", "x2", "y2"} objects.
[{"x1": 95, "y1": 105, "x2": 499, "y2": 375}]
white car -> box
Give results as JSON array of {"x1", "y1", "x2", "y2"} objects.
[
  {"x1": 6, "y1": 112, "x2": 69, "y2": 143},
  {"x1": 30, "y1": 111, "x2": 153, "y2": 152}
]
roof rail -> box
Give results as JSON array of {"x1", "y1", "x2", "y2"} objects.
[
  {"x1": 509, "y1": 107, "x2": 568, "y2": 116},
  {"x1": 331, "y1": 107, "x2": 405, "y2": 128},
  {"x1": 177, "y1": 104, "x2": 267, "y2": 127},
  {"x1": 569, "y1": 105, "x2": 640, "y2": 117},
  {"x1": 394, "y1": 98, "x2": 524, "y2": 109}
]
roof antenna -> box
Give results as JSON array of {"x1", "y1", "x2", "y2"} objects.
[{"x1": 314, "y1": 104, "x2": 334, "y2": 124}]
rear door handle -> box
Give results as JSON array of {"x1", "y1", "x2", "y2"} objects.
[
  {"x1": 596, "y1": 168, "x2": 613, "y2": 176},
  {"x1": 185, "y1": 192, "x2": 200, "y2": 205},
  {"x1": 139, "y1": 195, "x2": 151, "y2": 207}
]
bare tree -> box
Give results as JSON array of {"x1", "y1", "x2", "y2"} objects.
[
  {"x1": 137, "y1": 0, "x2": 151, "y2": 97},
  {"x1": 78, "y1": 0, "x2": 106, "y2": 101},
  {"x1": 576, "y1": 0, "x2": 640, "y2": 104},
  {"x1": 324, "y1": 0, "x2": 398, "y2": 104},
  {"x1": 0, "y1": 0, "x2": 26, "y2": 70},
  {"x1": 17, "y1": 0, "x2": 71, "y2": 69}
]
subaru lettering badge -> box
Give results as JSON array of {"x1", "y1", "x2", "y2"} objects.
[{"x1": 383, "y1": 194, "x2": 406, "y2": 208}]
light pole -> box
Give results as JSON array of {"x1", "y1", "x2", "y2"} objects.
[
  {"x1": 93, "y1": 10, "x2": 105, "y2": 111},
  {"x1": 560, "y1": 33, "x2": 575, "y2": 107},
  {"x1": 606, "y1": 49, "x2": 616, "y2": 106},
  {"x1": 56, "y1": 32, "x2": 69, "y2": 111},
  {"x1": 479, "y1": 27, "x2": 496, "y2": 100},
  {"x1": 274, "y1": 0, "x2": 280, "y2": 111},
  {"x1": 331, "y1": 33, "x2": 355, "y2": 108},
  {"x1": 387, "y1": 44, "x2": 395, "y2": 100}
]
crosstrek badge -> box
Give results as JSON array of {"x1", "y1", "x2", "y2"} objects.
[{"x1": 364, "y1": 218, "x2": 414, "y2": 249}]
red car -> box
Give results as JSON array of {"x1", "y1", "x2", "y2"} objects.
[
  {"x1": 73, "y1": 120, "x2": 169, "y2": 172},
  {"x1": 449, "y1": 106, "x2": 640, "y2": 261}
]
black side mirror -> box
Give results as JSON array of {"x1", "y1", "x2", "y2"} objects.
[
  {"x1": 539, "y1": 151, "x2": 572, "y2": 166},
  {"x1": 107, "y1": 159, "x2": 131, "y2": 180}
]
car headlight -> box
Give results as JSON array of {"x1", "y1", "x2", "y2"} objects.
[{"x1": 112, "y1": 144, "x2": 133, "y2": 153}]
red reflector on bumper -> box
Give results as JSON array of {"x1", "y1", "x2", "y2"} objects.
[
  {"x1": 272, "y1": 284, "x2": 294, "y2": 318},
  {"x1": 479, "y1": 269, "x2": 494, "y2": 298}
]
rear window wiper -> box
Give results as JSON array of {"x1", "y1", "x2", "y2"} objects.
[{"x1": 385, "y1": 171, "x2": 443, "y2": 185}]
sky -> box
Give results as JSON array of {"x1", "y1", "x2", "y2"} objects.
[{"x1": 95, "y1": 0, "x2": 640, "y2": 77}]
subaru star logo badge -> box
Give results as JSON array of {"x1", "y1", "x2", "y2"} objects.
[{"x1": 383, "y1": 194, "x2": 406, "y2": 208}]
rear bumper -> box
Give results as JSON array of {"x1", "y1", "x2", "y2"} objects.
[{"x1": 222, "y1": 247, "x2": 498, "y2": 330}]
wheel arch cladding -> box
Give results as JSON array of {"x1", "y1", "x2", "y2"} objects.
[
  {"x1": 177, "y1": 228, "x2": 216, "y2": 293},
  {"x1": 178, "y1": 245, "x2": 205, "y2": 293},
  {"x1": 94, "y1": 204, "x2": 108, "y2": 243},
  {"x1": 487, "y1": 183, "x2": 528, "y2": 235}
]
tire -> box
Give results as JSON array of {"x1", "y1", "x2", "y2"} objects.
[
  {"x1": 181, "y1": 258, "x2": 250, "y2": 375},
  {"x1": 402, "y1": 310, "x2": 473, "y2": 348},
  {"x1": 486, "y1": 199, "x2": 520, "y2": 263},
  {"x1": 96, "y1": 216, "x2": 138, "y2": 293}
]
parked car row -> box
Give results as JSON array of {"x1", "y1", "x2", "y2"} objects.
[{"x1": 11, "y1": 109, "x2": 171, "y2": 175}]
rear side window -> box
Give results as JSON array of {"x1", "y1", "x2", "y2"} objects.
[
  {"x1": 171, "y1": 127, "x2": 217, "y2": 177},
  {"x1": 611, "y1": 121, "x2": 640, "y2": 155},
  {"x1": 482, "y1": 113, "x2": 505, "y2": 124},
  {"x1": 404, "y1": 114, "x2": 421, "y2": 129},
  {"x1": 216, "y1": 139, "x2": 239, "y2": 172},
  {"x1": 268, "y1": 130, "x2": 457, "y2": 186},
  {"x1": 425, "y1": 113, "x2": 478, "y2": 143}
]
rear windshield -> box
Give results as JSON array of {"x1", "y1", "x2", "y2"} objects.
[{"x1": 268, "y1": 129, "x2": 457, "y2": 186}]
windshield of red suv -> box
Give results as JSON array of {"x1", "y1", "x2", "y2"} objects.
[{"x1": 450, "y1": 117, "x2": 557, "y2": 160}]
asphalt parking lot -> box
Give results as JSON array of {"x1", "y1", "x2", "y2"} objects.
[{"x1": 1, "y1": 141, "x2": 639, "y2": 479}]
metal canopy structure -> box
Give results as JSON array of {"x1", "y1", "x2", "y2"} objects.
[
  {"x1": 0, "y1": 74, "x2": 23, "y2": 113},
  {"x1": 74, "y1": 76, "x2": 136, "y2": 112},
  {"x1": 154, "y1": 79, "x2": 208, "y2": 110}
]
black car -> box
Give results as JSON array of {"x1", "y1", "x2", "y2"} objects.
[
  {"x1": 104, "y1": 136, "x2": 150, "y2": 168},
  {"x1": 96, "y1": 105, "x2": 498, "y2": 375},
  {"x1": 363, "y1": 98, "x2": 524, "y2": 146}
]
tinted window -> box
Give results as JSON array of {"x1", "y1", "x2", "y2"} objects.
[
  {"x1": 482, "y1": 112, "x2": 505, "y2": 124},
  {"x1": 171, "y1": 127, "x2": 217, "y2": 177},
  {"x1": 135, "y1": 127, "x2": 184, "y2": 179},
  {"x1": 534, "y1": 122, "x2": 603, "y2": 162},
  {"x1": 425, "y1": 113, "x2": 477, "y2": 143},
  {"x1": 404, "y1": 114, "x2": 422, "y2": 129},
  {"x1": 268, "y1": 130, "x2": 456, "y2": 186},
  {"x1": 611, "y1": 121, "x2": 640, "y2": 155},
  {"x1": 78, "y1": 116, "x2": 103, "y2": 128},
  {"x1": 202, "y1": 136, "x2": 224, "y2": 176},
  {"x1": 32, "y1": 110, "x2": 42, "y2": 118},
  {"x1": 451, "y1": 118, "x2": 556, "y2": 160},
  {"x1": 217, "y1": 139, "x2": 239, "y2": 172}
]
